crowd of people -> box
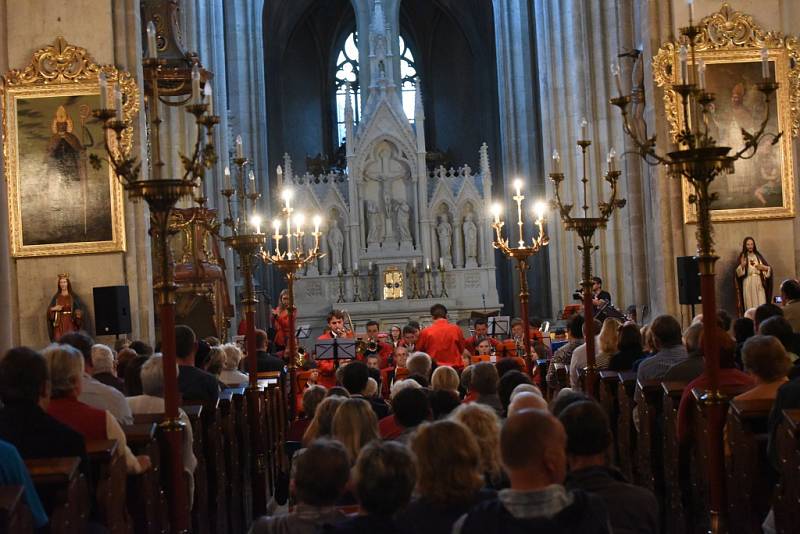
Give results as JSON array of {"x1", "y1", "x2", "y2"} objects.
[{"x1": 3, "y1": 279, "x2": 800, "y2": 532}]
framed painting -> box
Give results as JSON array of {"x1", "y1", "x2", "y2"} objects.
[
  {"x1": 654, "y1": 3, "x2": 800, "y2": 223},
  {"x1": 2, "y1": 37, "x2": 138, "y2": 257}
]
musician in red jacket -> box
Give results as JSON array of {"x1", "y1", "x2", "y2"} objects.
[
  {"x1": 315, "y1": 310, "x2": 353, "y2": 388},
  {"x1": 363, "y1": 320, "x2": 394, "y2": 368},
  {"x1": 465, "y1": 317, "x2": 501, "y2": 354},
  {"x1": 416, "y1": 304, "x2": 467, "y2": 367}
]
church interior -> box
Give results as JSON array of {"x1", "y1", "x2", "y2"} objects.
[{"x1": 1, "y1": 0, "x2": 800, "y2": 532}]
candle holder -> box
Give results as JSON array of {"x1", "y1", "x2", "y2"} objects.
[
  {"x1": 424, "y1": 265, "x2": 434, "y2": 298},
  {"x1": 409, "y1": 264, "x2": 420, "y2": 299},
  {"x1": 93, "y1": 49, "x2": 218, "y2": 531},
  {"x1": 609, "y1": 11, "x2": 780, "y2": 529},
  {"x1": 549, "y1": 131, "x2": 624, "y2": 396},
  {"x1": 367, "y1": 264, "x2": 378, "y2": 301},
  {"x1": 352, "y1": 268, "x2": 362, "y2": 302},
  {"x1": 337, "y1": 268, "x2": 346, "y2": 303},
  {"x1": 489, "y1": 179, "x2": 549, "y2": 374},
  {"x1": 438, "y1": 263, "x2": 449, "y2": 298}
]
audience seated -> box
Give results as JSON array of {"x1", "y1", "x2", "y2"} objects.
[
  {"x1": 510, "y1": 383, "x2": 542, "y2": 401},
  {"x1": 405, "y1": 373, "x2": 429, "y2": 388},
  {"x1": 255, "y1": 329, "x2": 286, "y2": 373},
  {"x1": 755, "y1": 303, "x2": 783, "y2": 332},
  {"x1": 43, "y1": 344, "x2": 150, "y2": 474},
  {"x1": 560, "y1": 401, "x2": 659, "y2": 534},
  {"x1": 407, "y1": 352, "x2": 433, "y2": 381},
  {"x1": 115, "y1": 347, "x2": 138, "y2": 382},
  {"x1": 90, "y1": 343, "x2": 125, "y2": 393},
  {"x1": 635, "y1": 315, "x2": 688, "y2": 403},
  {"x1": 323, "y1": 441, "x2": 416, "y2": 533},
  {"x1": 451, "y1": 403, "x2": 504, "y2": 489},
  {"x1": 129, "y1": 340, "x2": 154, "y2": 357},
  {"x1": 204, "y1": 345, "x2": 226, "y2": 378},
  {"x1": 0, "y1": 347, "x2": 87, "y2": 463},
  {"x1": 550, "y1": 390, "x2": 590, "y2": 418},
  {"x1": 289, "y1": 385, "x2": 327, "y2": 441},
  {"x1": 460, "y1": 365, "x2": 475, "y2": 401},
  {"x1": 251, "y1": 439, "x2": 350, "y2": 534},
  {"x1": 220, "y1": 343, "x2": 249, "y2": 387},
  {"x1": 428, "y1": 389, "x2": 460, "y2": 419},
  {"x1": 508, "y1": 392, "x2": 548, "y2": 416},
  {"x1": 60, "y1": 331, "x2": 133, "y2": 424},
  {"x1": 733, "y1": 317, "x2": 756, "y2": 369},
  {"x1": 390, "y1": 387, "x2": 431, "y2": 443},
  {"x1": 495, "y1": 358, "x2": 524, "y2": 378},
  {"x1": 547, "y1": 314, "x2": 585, "y2": 389},
  {"x1": 126, "y1": 355, "x2": 197, "y2": 487},
  {"x1": 331, "y1": 398, "x2": 379, "y2": 462},
  {"x1": 431, "y1": 365, "x2": 459, "y2": 394},
  {"x1": 380, "y1": 380, "x2": 422, "y2": 439},
  {"x1": 469, "y1": 363, "x2": 502, "y2": 415},
  {"x1": 608, "y1": 323, "x2": 645, "y2": 371},
  {"x1": 498, "y1": 370, "x2": 532, "y2": 417},
  {"x1": 453, "y1": 409, "x2": 610, "y2": 534},
  {"x1": 779, "y1": 279, "x2": 800, "y2": 333},
  {"x1": 327, "y1": 386, "x2": 350, "y2": 398},
  {"x1": 175, "y1": 325, "x2": 220, "y2": 403},
  {"x1": 341, "y1": 361, "x2": 390, "y2": 418},
  {"x1": 124, "y1": 354, "x2": 149, "y2": 396},
  {"x1": 759, "y1": 316, "x2": 800, "y2": 362},
  {"x1": 402, "y1": 420, "x2": 496, "y2": 534},
  {"x1": 735, "y1": 335, "x2": 790, "y2": 401},
  {"x1": 663, "y1": 322, "x2": 704, "y2": 382},
  {"x1": 0, "y1": 438, "x2": 48, "y2": 529},
  {"x1": 568, "y1": 318, "x2": 603, "y2": 389},
  {"x1": 302, "y1": 395, "x2": 347, "y2": 446}
]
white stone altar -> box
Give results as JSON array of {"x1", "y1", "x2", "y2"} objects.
[{"x1": 282, "y1": 0, "x2": 501, "y2": 336}]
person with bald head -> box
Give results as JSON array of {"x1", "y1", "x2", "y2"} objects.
[
  {"x1": 507, "y1": 392, "x2": 548, "y2": 417},
  {"x1": 454, "y1": 409, "x2": 610, "y2": 534}
]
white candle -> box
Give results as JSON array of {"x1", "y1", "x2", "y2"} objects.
[
  {"x1": 235, "y1": 135, "x2": 244, "y2": 159},
  {"x1": 761, "y1": 47, "x2": 770, "y2": 79},
  {"x1": 146, "y1": 21, "x2": 157, "y2": 59},
  {"x1": 191, "y1": 64, "x2": 201, "y2": 104},
  {"x1": 426, "y1": 262, "x2": 430, "y2": 271},
  {"x1": 412, "y1": 259, "x2": 417, "y2": 269},
  {"x1": 313, "y1": 215, "x2": 321, "y2": 235},
  {"x1": 224, "y1": 166, "x2": 232, "y2": 190},
  {"x1": 354, "y1": 262, "x2": 359, "y2": 272},
  {"x1": 368, "y1": 261, "x2": 373, "y2": 272},
  {"x1": 687, "y1": 0, "x2": 694, "y2": 22},
  {"x1": 513, "y1": 178, "x2": 523, "y2": 197},
  {"x1": 534, "y1": 201, "x2": 546, "y2": 222},
  {"x1": 272, "y1": 219, "x2": 281, "y2": 255},
  {"x1": 439, "y1": 257, "x2": 444, "y2": 268},
  {"x1": 337, "y1": 263, "x2": 343, "y2": 274},
  {"x1": 251, "y1": 215, "x2": 262, "y2": 235},
  {"x1": 607, "y1": 148, "x2": 617, "y2": 172},
  {"x1": 204, "y1": 83, "x2": 213, "y2": 115},
  {"x1": 98, "y1": 72, "x2": 108, "y2": 108},
  {"x1": 611, "y1": 62, "x2": 623, "y2": 96},
  {"x1": 114, "y1": 84, "x2": 123, "y2": 121},
  {"x1": 580, "y1": 117, "x2": 588, "y2": 139},
  {"x1": 552, "y1": 150, "x2": 562, "y2": 173},
  {"x1": 679, "y1": 45, "x2": 688, "y2": 84},
  {"x1": 697, "y1": 59, "x2": 706, "y2": 90},
  {"x1": 248, "y1": 170, "x2": 256, "y2": 193},
  {"x1": 491, "y1": 203, "x2": 501, "y2": 224}
]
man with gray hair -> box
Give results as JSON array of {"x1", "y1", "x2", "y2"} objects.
[
  {"x1": 90, "y1": 344, "x2": 125, "y2": 393},
  {"x1": 406, "y1": 352, "x2": 432, "y2": 380}
]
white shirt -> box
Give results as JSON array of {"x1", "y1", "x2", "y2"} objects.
[
  {"x1": 104, "y1": 411, "x2": 145, "y2": 474},
  {"x1": 79, "y1": 374, "x2": 132, "y2": 424},
  {"x1": 220, "y1": 369, "x2": 249, "y2": 388},
  {"x1": 568, "y1": 336, "x2": 601, "y2": 389}
]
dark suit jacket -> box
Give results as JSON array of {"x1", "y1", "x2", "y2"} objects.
[
  {"x1": 0, "y1": 400, "x2": 87, "y2": 463},
  {"x1": 768, "y1": 377, "x2": 800, "y2": 471},
  {"x1": 178, "y1": 365, "x2": 220, "y2": 403},
  {"x1": 93, "y1": 372, "x2": 125, "y2": 394},
  {"x1": 350, "y1": 394, "x2": 391, "y2": 419},
  {"x1": 256, "y1": 350, "x2": 286, "y2": 374},
  {"x1": 595, "y1": 290, "x2": 612, "y2": 303}
]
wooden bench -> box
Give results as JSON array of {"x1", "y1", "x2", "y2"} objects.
[
  {"x1": 661, "y1": 381, "x2": 687, "y2": 534},
  {"x1": 773, "y1": 408, "x2": 800, "y2": 533},
  {"x1": 86, "y1": 439, "x2": 127, "y2": 534},
  {"x1": 219, "y1": 390, "x2": 243, "y2": 534},
  {"x1": 185, "y1": 399, "x2": 228, "y2": 534},
  {"x1": 123, "y1": 422, "x2": 167, "y2": 534},
  {"x1": 616, "y1": 371, "x2": 637, "y2": 481},
  {"x1": 231, "y1": 388, "x2": 254, "y2": 525},
  {"x1": 25, "y1": 457, "x2": 87, "y2": 534},
  {"x1": 598, "y1": 371, "x2": 621, "y2": 464},
  {"x1": 182, "y1": 404, "x2": 209, "y2": 534},
  {"x1": 635, "y1": 379, "x2": 664, "y2": 493},
  {"x1": 0, "y1": 486, "x2": 32, "y2": 534},
  {"x1": 725, "y1": 398, "x2": 772, "y2": 534}
]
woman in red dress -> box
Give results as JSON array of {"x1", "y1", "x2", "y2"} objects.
[
  {"x1": 47, "y1": 274, "x2": 85, "y2": 342},
  {"x1": 271, "y1": 289, "x2": 293, "y2": 353}
]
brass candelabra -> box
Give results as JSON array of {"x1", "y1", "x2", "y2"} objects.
[
  {"x1": 609, "y1": 13, "x2": 779, "y2": 532},
  {"x1": 424, "y1": 262, "x2": 434, "y2": 298},
  {"x1": 549, "y1": 127, "x2": 625, "y2": 396},
  {"x1": 336, "y1": 267, "x2": 346, "y2": 303},
  {"x1": 437, "y1": 261, "x2": 449, "y2": 298},
  {"x1": 93, "y1": 25, "x2": 217, "y2": 531},
  {"x1": 352, "y1": 266, "x2": 362, "y2": 302},
  {"x1": 490, "y1": 179, "x2": 549, "y2": 372},
  {"x1": 409, "y1": 262, "x2": 420, "y2": 299}
]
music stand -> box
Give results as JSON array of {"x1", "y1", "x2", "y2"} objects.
[
  {"x1": 488, "y1": 316, "x2": 510, "y2": 339},
  {"x1": 296, "y1": 324, "x2": 311, "y2": 340},
  {"x1": 315, "y1": 338, "x2": 357, "y2": 370}
]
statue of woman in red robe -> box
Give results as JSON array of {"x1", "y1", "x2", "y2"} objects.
[{"x1": 47, "y1": 274, "x2": 85, "y2": 341}]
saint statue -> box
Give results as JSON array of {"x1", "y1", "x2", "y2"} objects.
[
  {"x1": 463, "y1": 211, "x2": 478, "y2": 266},
  {"x1": 395, "y1": 201, "x2": 413, "y2": 243},
  {"x1": 47, "y1": 273, "x2": 85, "y2": 342},
  {"x1": 436, "y1": 214, "x2": 453, "y2": 267},
  {"x1": 366, "y1": 200, "x2": 383, "y2": 245},
  {"x1": 734, "y1": 237, "x2": 772, "y2": 314},
  {"x1": 326, "y1": 219, "x2": 345, "y2": 273}
]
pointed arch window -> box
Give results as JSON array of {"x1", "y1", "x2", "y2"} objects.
[{"x1": 334, "y1": 31, "x2": 419, "y2": 146}]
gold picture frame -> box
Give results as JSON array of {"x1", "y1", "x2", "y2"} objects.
[
  {"x1": 653, "y1": 3, "x2": 800, "y2": 223},
  {"x1": 2, "y1": 37, "x2": 139, "y2": 257}
]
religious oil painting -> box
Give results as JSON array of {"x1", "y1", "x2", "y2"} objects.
[
  {"x1": 653, "y1": 4, "x2": 800, "y2": 223},
  {"x1": 2, "y1": 37, "x2": 137, "y2": 256}
]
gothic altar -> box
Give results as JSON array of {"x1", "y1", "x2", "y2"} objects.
[{"x1": 283, "y1": 0, "x2": 500, "y2": 334}]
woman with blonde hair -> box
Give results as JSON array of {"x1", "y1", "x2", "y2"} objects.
[
  {"x1": 219, "y1": 343, "x2": 248, "y2": 387},
  {"x1": 331, "y1": 398, "x2": 379, "y2": 462},
  {"x1": 405, "y1": 420, "x2": 495, "y2": 533},
  {"x1": 431, "y1": 365, "x2": 459, "y2": 393},
  {"x1": 596, "y1": 318, "x2": 622, "y2": 369},
  {"x1": 302, "y1": 395, "x2": 346, "y2": 446},
  {"x1": 450, "y1": 402, "x2": 504, "y2": 488}
]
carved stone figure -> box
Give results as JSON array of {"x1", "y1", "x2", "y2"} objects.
[
  {"x1": 366, "y1": 200, "x2": 383, "y2": 245},
  {"x1": 463, "y1": 211, "x2": 478, "y2": 267},
  {"x1": 396, "y1": 201, "x2": 413, "y2": 243},
  {"x1": 327, "y1": 219, "x2": 344, "y2": 273},
  {"x1": 436, "y1": 214, "x2": 453, "y2": 267}
]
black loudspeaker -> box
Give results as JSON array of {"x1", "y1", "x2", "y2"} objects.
[
  {"x1": 93, "y1": 285, "x2": 132, "y2": 335},
  {"x1": 676, "y1": 256, "x2": 702, "y2": 305}
]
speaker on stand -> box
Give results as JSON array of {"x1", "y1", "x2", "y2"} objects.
[
  {"x1": 676, "y1": 256, "x2": 702, "y2": 318},
  {"x1": 93, "y1": 285, "x2": 132, "y2": 337}
]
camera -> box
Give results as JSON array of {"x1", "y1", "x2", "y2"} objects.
[
  {"x1": 775, "y1": 296, "x2": 783, "y2": 304},
  {"x1": 572, "y1": 289, "x2": 584, "y2": 301}
]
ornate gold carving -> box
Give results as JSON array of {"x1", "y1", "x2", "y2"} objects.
[{"x1": 382, "y1": 267, "x2": 404, "y2": 299}]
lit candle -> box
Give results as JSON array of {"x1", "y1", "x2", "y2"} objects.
[
  {"x1": 146, "y1": 21, "x2": 157, "y2": 59},
  {"x1": 337, "y1": 263, "x2": 343, "y2": 274},
  {"x1": 611, "y1": 62, "x2": 623, "y2": 96},
  {"x1": 552, "y1": 150, "x2": 562, "y2": 174},
  {"x1": 248, "y1": 170, "x2": 256, "y2": 193},
  {"x1": 412, "y1": 259, "x2": 417, "y2": 269},
  {"x1": 277, "y1": 165, "x2": 283, "y2": 186},
  {"x1": 294, "y1": 212, "x2": 305, "y2": 235},
  {"x1": 354, "y1": 262, "x2": 359, "y2": 272},
  {"x1": 313, "y1": 214, "x2": 321, "y2": 235},
  {"x1": 224, "y1": 166, "x2": 232, "y2": 190},
  {"x1": 679, "y1": 45, "x2": 688, "y2": 84},
  {"x1": 251, "y1": 215, "x2": 262, "y2": 235},
  {"x1": 272, "y1": 219, "x2": 281, "y2": 255},
  {"x1": 533, "y1": 201, "x2": 547, "y2": 222},
  {"x1": 697, "y1": 59, "x2": 706, "y2": 90},
  {"x1": 491, "y1": 203, "x2": 501, "y2": 225},
  {"x1": 235, "y1": 135, "x2": 243, "y2": 159},
  {"x1": 687, "y1": 0, "x2": 694, "y2": 23},
  {"x1": 607, "y1": 148, "x2": 617, "y2": 173},
  {"x1": 580, "y1": 117, "x2": 589, "y2": 140},
  {"x1": 114, "y1": 84, "x2": 123, "y2": 121},
  {"x1": 425, "y1": 257, "x2": 430, "y2": 271},
  {"x1": 761, "y1": 46, "x2": 770, "y2": 79},
  {"x1": 98, "y1": 72, "x2": 108, "y2": 108},
  {"x1": 204, "y1": 83, "x2": 213, "y2": 115},
  {"x1": 368, "y1": 261, "x2": 373, "y2": 272},
  {"x1": 191, "y1": 64, "x2": 201, "y2": 104},
  {"x1": 439, "y1": 257, "x2": 444, "y2": 269},
  {"x1": 513, "y1": 178, "x2": 523, "y2": 198}
]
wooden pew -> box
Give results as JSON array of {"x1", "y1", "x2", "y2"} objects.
[
  {"x1": 635, "y1": 379, "x2": 664, "y2": 493},
  {"x1": 661, "y1": 381, "x2": 687, "y2": 534},
  {"x1": 123, "y1": 422, "x2": 168, "y2": 534},
  {"x1": 182, "y1": 404, "x2": 209, "y2": 534},
  {"x1": 86, "y1": 439, "x2": 127, "y2": 534},
  {"x1": 551, "y1": 363, "x2": 568, "y2": 399},
  {"x1": 598, "y1": 371, "x2": 621, "y2": 464},
  {"x1": 262, "y1": 374, "x2": 288, "y2": 500},
  {"x1": 616, "y1": 371, "x2": 637, "y2": 482},
  {"x1": 725, "y1": 398, "x2": 772, "y2": 534},
  {"x1": 230, "y1": 387, "x2": 254, "y2": 527},
  {"x1": 185, "y1": 399, "x2": 228, "y2": 534},
  {"x1": 25, "y1": 457, "x2": 88, "y2": 534},
  {"x1": 219, "y1": 390, "x2": 243, "y2": 534},
  {"x1": 773, "y1": 409, "x2": 800, "y2": 534},
  {"x1": 0, "y1": 486, "x2": 32, "y2": 534}
]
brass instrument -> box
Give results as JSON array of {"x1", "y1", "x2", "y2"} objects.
[
  {"x1": 365, "y1": 339, "x2": 379, "y2": 354},
  {"x1": 342, "y1": 309, "x2": 355, "y2": 337},
  {"x1": 296, "y1": 345, "x2": 307, "y2": 368}
]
